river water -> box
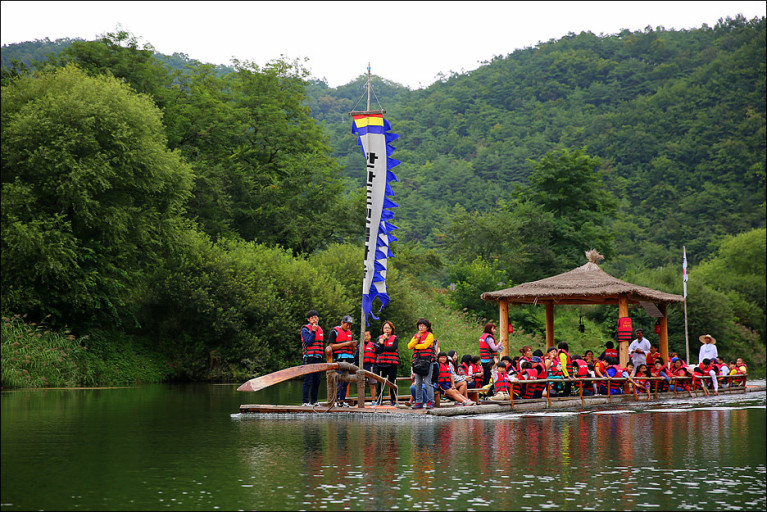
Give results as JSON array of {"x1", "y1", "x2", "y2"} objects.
[{"x1": 2, "y1": 381, "x2": 765, "y2": 511}]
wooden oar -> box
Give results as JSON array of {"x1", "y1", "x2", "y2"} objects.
[{"x1": 237, "y1": 363, "x2": 339, "y2": 392}]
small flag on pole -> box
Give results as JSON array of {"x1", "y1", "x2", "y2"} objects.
[{"x1": 682, "y1": 246, "x2": 688, "y2": 298}]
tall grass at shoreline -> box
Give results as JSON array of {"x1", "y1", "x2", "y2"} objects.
[{"x1": 1, "y1": 314, "x2": 167, "y2": 389}]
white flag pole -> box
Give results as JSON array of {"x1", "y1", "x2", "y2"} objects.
[{"x1": 683, "y1": 246, "x2": 689, "y2": 363}]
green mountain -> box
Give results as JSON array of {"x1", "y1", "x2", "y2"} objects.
[{"x1": 306, "y1": 15, "x2": 766, "y2": 275}]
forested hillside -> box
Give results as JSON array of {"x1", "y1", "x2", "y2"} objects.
[
  {"x1": 1, "y1": 18, "x2": 765, "y2": 387},
  {"x1": 308, "y1": 15, "x2": 765, "y2": 277}
]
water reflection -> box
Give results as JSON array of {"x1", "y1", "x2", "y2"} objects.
[{"x1": 1, "y1": 384, "x2": 765, "y2": 511}]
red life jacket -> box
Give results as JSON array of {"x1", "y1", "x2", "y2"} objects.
[
  {"x1": 547, "y1": 353, "x2": 563, "y2": 377},
  {"x1": 494, "y1": 371, "x2": 511, "y2": 394},
  {"x1": 521, "y1": 368, "x2": 540, "y2": 399},
  {"x1": 671, "y1": 366, "x2": 691, "y2": 390},
  {"x1": 301, "y1": 324, "x2": 324, "y2": 358},
  {"x1": 710, "y1": 362, "x2": 725, "y2": 385},
  {"x1": 573, "y1": 359, "x2": 589, "y2": 378},
  {"x1": 437, "y1": 362, "x2": 452, "y2": 384},
  {"x1": 617, "y1": 317, "x2": 632, "y2": 345},
  {"x1": 331, "y1": 326, "x2": 355, "y2": 358},
  {"x1": 651, "y1": 367, "x2": 669, "y2": 391},
  {"x1": 479, "y1": 333, "x2": 497, "y2": 361},
  {"x1": 376, "y1": 335, "x2": 399, "y2": 365},
  {"x1": 363, "y1": 341, "x2": 377, "y2": 364},
  {"x1": 606, "y1": 364, "x2": 625, "y2": 392},
  {"x1": 557, "y1": 349, "x2": 574, "y2": 377},
  {"x1": 518, "y1": 356, "x2": 530, "y2": 372},
  {"x1": 634, "y1": 371, "x2": 649, "y2": 390},
  {"x1": 693, "y1": 364, "x2": 713, "y2": 388},
  {"x1": 411, "y1": 332, "x2": 434, "y2": 362},
  {"x1": 460, "y1": 362, "x2": 471, "y2": 378},
  {"x1": 604, "y1": 348, "x2": 618, "y2": 359}
]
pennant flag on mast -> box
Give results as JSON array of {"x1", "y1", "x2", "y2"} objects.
[
  {"x1": 682, "y1": 246, "x2": 688, "y2": 298},
  {"x1": 351, "y1": 113, "x2": 400, "y2": 325}
]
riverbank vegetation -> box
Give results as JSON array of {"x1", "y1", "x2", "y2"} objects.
[{"x1": 2, "y1": 18, "x2": 765, "y2": 387}]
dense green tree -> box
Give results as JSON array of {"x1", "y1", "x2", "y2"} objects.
[
  {"x1": 523, "y1": 148, "x2": 617, "y2": 270},
  {"x1": 694, "y1": 228, "x2": 766, "y2": 338},
  {"x1": 1, "y1": 65, "x2": 193, "y2": 328}
]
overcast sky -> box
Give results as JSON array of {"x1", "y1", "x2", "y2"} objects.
[{"x1": 2, "y1": 1, "x2": 765, "y2": 89}]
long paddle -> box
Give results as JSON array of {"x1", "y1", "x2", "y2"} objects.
[
  {"x1": 237, "y1": 364, "x2": 398, "y2": 400},
  {"x1": 237, "y1": 363, "x2": 339, "y2": 392}
]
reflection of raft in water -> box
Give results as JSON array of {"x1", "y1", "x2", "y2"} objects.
[{"x1": 237, "y1": 364, "x2": 764, "y2": 417}]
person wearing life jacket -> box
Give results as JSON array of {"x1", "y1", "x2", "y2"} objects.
[
  {"x1": 669, "y1": 357, "x2": 693, "y2": 396},
  {"x1": 598, "y1": 341, "x2": 618, "y2": 361},
  {"x1": 666, "y1": 352, "x2": 679, "y2": 370},
  {"x1": 436, "y1": 352, "x2": 475, "y2": 405},
  {"x1": 470, "y1": 355, "x2": 484, "y2": 389},
  {"x1": 709, "y1": 357, "x2": 727, "y2": 391},
  {"x1": 633, "y1": 363, "x2": 651, "y2": 394},
  {"x1": 460, "y1": 354, "x2": 475, "y2": 389},
  {"x1": 646, "y1": 345, "x2": 660, "y2": 367},
  {"x1": 584, "y1": 350, "x2": 595, "y2": 365},
  {"x1": 486, "y1": 360, "x2": 512, "y2": 402},
  {"x1": 556, "y1": 342, "x2": 574, "y2": 396},
  {"x1": 361, "y1": 330, "x2": 378, "y2": 402},
  {"x1": 408, "y1": 318, "x2": 436, "y2": 409},
  {"x1": 571, "y1": 355, "x2": 592, "y2": 396},
  {"x1": 447, "y1": 350, "x2": 470, "y2": 397},
  {"x1": 596, "y1": 356, "x2": 626, "y2": 395},
  {"x1": 528, "y1": 354, "x2": 548, "y2": 399},
  {"x1": 479, "y1": 323, "x2": 503, "y2": 387},
  {"x1": 727, "y1": 360, "x2": 745, "y2": 387},
  {"x1": 695, "y1": 358, "x2": 719, "y2": 395},
  {"x1": 651, "y1": 359, "x2": 670, "y2": 393},
  {"x1": 518, "y1": 360, "x2": 541, "y2": 399},
  {"x1": 300, "y1": 309, "x2": 325, "y2": 406},
  {"x1": 518, "y1": 345, "x2": 533, "y2": 372},
  {"x1": 328, "y1": 315, "x2": 357, "y2": 407},
  {"x1": 375, "y1": 320, "x2": 399, "y2": 406},
  {"x1": 736, "y1": 358, "x2": 748, "y2": 375}
]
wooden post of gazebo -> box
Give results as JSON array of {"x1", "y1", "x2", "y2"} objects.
[
  {"x1": 618, "y1": 296, "x2": 629, "y2": 368},
  {"x1": 499, "y1": 299, "x2": 509, "y2": 358},
  {"x1": 659, "y1": 303, "x2": 669, "y2": 364},
  {"x1": 546, "y1": 303, "x2": 555, "y2": 348}
]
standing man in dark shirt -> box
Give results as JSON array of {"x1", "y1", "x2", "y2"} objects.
[{"x1": 300, "y1": 309, "x2": 324, "y2": 406}]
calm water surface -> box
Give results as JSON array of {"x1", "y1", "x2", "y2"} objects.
[{"x1": 2, "y1": 381, "x2": 765, "y2": 511}]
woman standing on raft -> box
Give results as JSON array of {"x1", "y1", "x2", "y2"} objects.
[
  {"x1": 478, "y1": 323, "x2": 503, "y2": 387},
  {"x1": 408, "y1": 318, "x2": 436, "y2": 409},
  {"x1": 375, "y1": 320, "x2": 399, "y2": 406}
]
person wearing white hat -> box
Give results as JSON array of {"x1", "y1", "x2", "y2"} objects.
[{"x1": 698, "y1": 334, "x2": 718, "y2": 365}]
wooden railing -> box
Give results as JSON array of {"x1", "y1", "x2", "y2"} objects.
[{"x1": 391, "y1": 373, "x2": 748, "y2": 409}]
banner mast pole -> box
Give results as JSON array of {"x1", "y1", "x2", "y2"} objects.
[
  {"x1": 359, "y1": 63, "x2": 372, "y2": 370},
  {"x1": 683, "y1": 246, "x2": 690, "y2": 364}
]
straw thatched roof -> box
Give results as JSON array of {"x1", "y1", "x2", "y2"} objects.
[{"x1": 481, "y1": 252, "x2": 684, "y2": 306}]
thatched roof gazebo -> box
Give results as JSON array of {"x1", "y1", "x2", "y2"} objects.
[{"x1": 480, "y1": 250, "x2": 684, "y2": 366}]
